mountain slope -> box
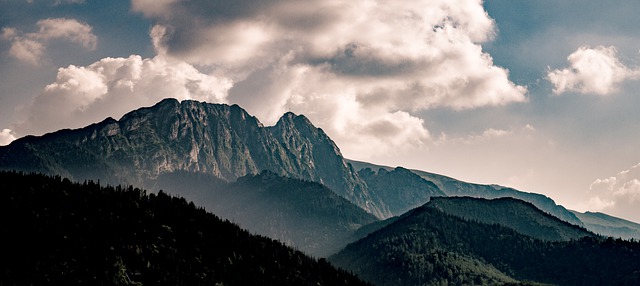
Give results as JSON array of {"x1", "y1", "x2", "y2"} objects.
[
  {"x1": 571, "y1": 210, "x2": 640, "y2": 240},
  {"x1": 358, "y1": 167, "x2": 446, "y2": 216},
  {"x1": 0, "y1": 171, "x2": 370, "y2": 286},
  {"x1": 330, "y1": 202, "x2": 640, "y2": 286},
  {"x1": 428, "y1": 197, "x2": 594, "y2": 241},
  {"x1": 156, "y1": 170, "x2": 379, "y2": 257},
  {"x1": 348, "y1": 159, "x2": 582, "y2": 226},
  {"x1": 0, "y1": 99, "x2": 390, "y2": 218},
  {"x1": 411, "y1": 169, "x2": 584, "y2": 226}
]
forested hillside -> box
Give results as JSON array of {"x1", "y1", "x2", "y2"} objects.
[
  {"x1": 156, "y1": 170, "x2": 379, "y2": 257},
  {"x1": 0, "y1": 171, "x2": 369, "y2": 286},
  {"x1": 428, "y1": 197, "x2": 594, "y2": 241},
  {"x1": 330, "y1": 204, "x2": 640, "y2": 286}
]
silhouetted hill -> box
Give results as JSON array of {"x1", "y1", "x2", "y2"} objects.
[
  {"x1": 0, "y1": 171, "x2": 370, "y2": 286},
  {"x1": 428, "y1": 197, "x2": 594, "y2": 241},
  {"x1": 155, "y1": 170, "x2": 379, "y2": 257},
  {"x1": 358, "y1": 167, "x2": 446, "y2": 216},
  {"x1": 571, "y1": 210, "x2": 640, "y2": 240},
  {"x1": 330, "y1": 203, "x2": 640, "y2": 286},
  {"x1": 348, "y1": 159, "x2": 583, "y2": 226},
  {"x1": 0, "y1": 99, "x2": 390, "y2": 218}
]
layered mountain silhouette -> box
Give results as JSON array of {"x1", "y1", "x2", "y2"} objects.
[
  {"x1": 349, "y1": 159, "x2": 583, "y2": 226},
  {"x1": 3, "y1": 98, "x2": 640, "y2": 285},
  {"x1": 571, "y1": 210, "x2": 640, "y2": 240},
  {"x1": 0, "y1": 171, "x2": 369, "y2": 285},
  {"x1": 0, "y1": 98, "x2": 390, "y2": 219},
  {"x1": 358, "y1": 167, "x2": 445, "y2": 216},
  {"x1": 428, "y1": 196, "x2": 594, "y2": 241},
  {"x1": 154, "y1": 170, "x2": 378, "y2": 257},
  {"x1": 330, "y1": 198, "x2": 640, "y2": 286}
]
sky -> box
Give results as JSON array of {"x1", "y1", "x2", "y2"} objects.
[{"x1": 1, "y1": 0, "x2": 640, "y2": 223}]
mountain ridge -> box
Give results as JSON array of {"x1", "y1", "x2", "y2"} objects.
[
  {"x1": 0, "y1": 99, "x2": 391, "y2": 218},
  {"x1": 330, "y1": 199, "x2": 640, "y2": 286},
  {"x1": 347, "y1": 159, "x2": 583, "y2": 226},
  {"x1": 427, "y1": 196, "x2": 595, "y2": 241},
  {"x1": 358, "y1": 166, "x2": 446, "y2": 216},
  {"x1": 155, "y1": 170, "x2": 379, "y2": 257},
  {"x1": 570, "y1": 210, "x2": 640, "y2": 240}
]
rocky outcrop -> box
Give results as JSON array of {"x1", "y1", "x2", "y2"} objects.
[{"x1": 0, "y1": 99, "x2": 391, "y2": 218}]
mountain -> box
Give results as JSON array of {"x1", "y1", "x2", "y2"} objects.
[
  {"x1": 0, "y1": 171, "x2": 370, "y2": 286},
  {"x1": 155, "y1": 170, "x2": 378, "y2": 257},
  {"x1": 348, "y1": 159, "x2": 583, "y2": 226},
  {"x1": 358, "y1": 167, "x2": 446, "y2": 216},
  {"x1": 0, "y1": 99, "x2": 390, "y2": 218},
  {"x1": 428, "y1": 197, "x2": 594, "y2": 241},
  {"x1": 571, "y1": 210, "x2": 640, "y2": 240},
  {"x1": 330, "y1": 202, "x2": 640, "y2": 286}
]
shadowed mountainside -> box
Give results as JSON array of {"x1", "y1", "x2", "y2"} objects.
[
  {"x1": 358, "y1": 167, "x2": 446, "y2": 216},
  {"x1": 0, "y1": 99, "x2": 390, "y2": 218},
  {"x1": 330, "y1": 200, "x2": 640, "y2": 286},
  {"x1": 570, "y1": 210, "x2": 640, "y2": 240},
  {"x1": 348, "y1": 159, "x2": 583, "y2": 226},
  {"x1": 428, "y1": 196, "x2": 595, "y2": 241},
  {"x1": 154, "y1": 170, "x2": 379, "y2": 257},
  {"x1": 0, "y1": 171, "x2": 370, "y2": 286}
]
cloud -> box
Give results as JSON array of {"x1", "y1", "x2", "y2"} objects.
[
  {"x1": 434, "y1": 124, "x2": 536, "y2": 146},
  {"x1": 1, "y1": 18, "x2": 97, "y2": 65},
  {"x1": 0, "y1": 129, "x2": 17, "y2": 146},
  {"x1": 131, "y1": 0, "x2": 526, "y2": 157},
  {"x1": 585, "y1": 163, "x2": 640, "y2": 222},
  {"x1": 547, "y1": 46, "x2": 639, "y2": 95},
  {"x1": 12, "y1": 55, "x2": 231, "y2": 137}
]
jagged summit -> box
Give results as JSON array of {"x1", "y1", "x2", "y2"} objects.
[
  {"x1": 0, "y1": 99, "x2": 391, "y2": 218},
  {"x1": 275, "y1": 111, "x2": 313, "y2": 127}
]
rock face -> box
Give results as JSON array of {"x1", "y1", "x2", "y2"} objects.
[{"x1": 0, "y1": 99, "x2": 391, "y2": 218}]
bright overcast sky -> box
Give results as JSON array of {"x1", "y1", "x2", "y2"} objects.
[{"x1": 1, "y1": 0, "x2": 640, "y2": 223}]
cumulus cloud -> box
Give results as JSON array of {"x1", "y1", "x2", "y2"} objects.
[
  {"x1": 130, "y1": 0, "x2": 526, "y2": 157},
  {"x1": 1, "y1": 18, "x2": 97, "y2": 65},
  {"x1": 0, "y1": 129, "x2": 17, "y2": 146},
  {"x1": 13, "y1": 55, "x2": 231, "y2": 136},
  {"x1": 585, "y1": 163, "x2": 640, "y2": 222},
  {"x1": 548, "y1": 46, "x2": 639, "y2": 95}
]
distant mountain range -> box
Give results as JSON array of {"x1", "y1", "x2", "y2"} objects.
[
  {"x1": 571, "y1": 210, "x2": 640, "y2": 240},
  {"x1": 349, "y1": 159, "x2": 584, "y2": 227},
  {"x1": 2, "y1": 98, "x2": 640, "y2": 285}
]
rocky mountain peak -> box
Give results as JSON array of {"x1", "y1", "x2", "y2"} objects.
[{"x1": 0, "y1": 99, "x2": 391, "y2": 218}]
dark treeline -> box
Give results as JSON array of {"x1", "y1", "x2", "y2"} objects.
[
  {"x1": 330, "y1": 205, "x2": 640, "y2": 286},
  {"x1": 0, "y1": 171, "x2": 369, "y2": 286}
]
